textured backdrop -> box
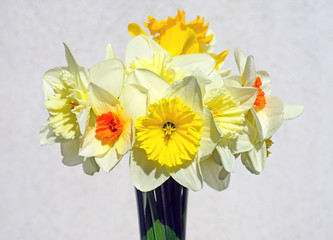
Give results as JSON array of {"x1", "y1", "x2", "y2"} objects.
[{"x1": 1, "y1": 0, "x2": 332, "y2": 239}]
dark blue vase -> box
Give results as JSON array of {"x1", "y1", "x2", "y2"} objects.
[{"x1": 135, "y1": 178, "x2": 188, "y2": 240}]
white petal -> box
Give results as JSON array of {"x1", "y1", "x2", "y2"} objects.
[
  {"x1": 89, "y1": 59, "x2": 125, "y2": 97},
  {"x1": 165, "y1": 76, "x2": 203, "y2": 115},
  {"x1": 130, "y1": 149, "x2": 170, "y2": 192},
  {"x1": 199, "y1": 107, "x2": 222, "y2": 160},
  {"x1": 61, "y1": 140, "x2": 84, "y2": 166},
  {"x1": 76, "y1": 105, "x2": 90, "y2": 136},
  {"x1": 105, "y1": 43, "x2": 116, "y2": 60},
  {"x1": 95, "y1": 145, "x2": 120, "y2": 172},
  {"x1": 241, "y1": 141, "x2": 266, "y2": 174},
  {"x1": 225, "y1": 85, "x2": 258, "y2": 111},
  {"x1": 82, "y1": 157, "x2": 100, "y2": 175},
  {"x1": 200, "y1": 156, "x2": 230, "y2": 191},
  {"x1": 88, "y1": 82, "x2": 121, "y2": 116},
  {"x1": 79, "y1": 126, "x2": 110, "y2": 157},
  {"x1": 174, "y1": 53, "x2": 215, "y2": 75},
  {"x1": 126, "y1": 69, "x2": 169, "y2": 104},
  {"x1": 256, "y1": 70, "x2": 272, "y2": 95},
  {"x1": 284, "y1": 104, "x2": 304, "y2": 120},
  {"x1": 63, "y1": 43, "x2": 88, "y2": 90},
  {"x1": 216, "y1": 143, "x2": 235, "y2": 173},
  {"x1": 119, "y1": 83, "x2": 148, "y2": 120},
  {"x1": 234, "y1": 47, "x2": 246, "y2": 75},
  {"x1": 125, "y1": 35, "x2": 165, "y2": 65},
  {"x1": 170, "y1": 156, "x2": 203, "y2": 191},
  {"x1": 116, "y1": 121, "x2": 132, "y2": 155},
  {"x1": 42, "y1": 67, "x2": 66, "y2": 101},
  {"x1": 256, "y1": 96, "x2": 284, "y2": 139},
  {"x1": 40, "y1": 121, "x2": 57, "y2": 145},
  {"x1": 224, "y1": 75, "x2": 242, "y2": 88},
  {"x1": 243, "y1": 56, "x2": 256, "y2": 87}
]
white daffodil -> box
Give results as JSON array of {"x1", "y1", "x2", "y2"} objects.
[
  {"x1": 79, "y1": 60, "x2": 147, "y2": 173},
  {"x1": 40, "y1": 44, "x2": 99, "y2": 175},
  {"x1": 233, "y1": 48, "x2": 304, "y2": 174},
  {"x1": 127, "y1": 69, "x2": 222, "y2": 192}
]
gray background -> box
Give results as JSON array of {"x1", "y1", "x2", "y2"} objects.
[{"x1": 1, "y1": 0, "x2": 332, "y2": 239}]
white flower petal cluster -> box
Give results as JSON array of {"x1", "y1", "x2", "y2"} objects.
[{"x1": 40, "y1": 11, "x2": 303, "y2": 192}]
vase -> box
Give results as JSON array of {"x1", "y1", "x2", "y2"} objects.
[{"x1": 135, "y1": 178, "x2": 188, "y2": 240}]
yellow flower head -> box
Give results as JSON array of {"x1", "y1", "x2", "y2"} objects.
[
  {"x1": 135, "y1": 97, "x2": 203, "y2": 168},
  {"x1": 129, "y1": 10, "x2": 213, "y2": 57}
]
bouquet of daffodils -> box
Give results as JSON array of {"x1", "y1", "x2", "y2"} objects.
[{"x1": 40, "y1": 10, "x2": 303, "y2": 192}]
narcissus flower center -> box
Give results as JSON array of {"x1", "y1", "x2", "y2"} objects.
[
  {"x1": 45, "y1": 70, "x2": 86, "y2": 141},
  {"x1": 204, "y1": 88, "x2": 245, "y2": 137},
  {"x1": 162, "y1": 122, "x2": 176, "y2": 135},
  {"x1": 95, "y1": 111, "x2": 123, "y2": 143},
  {"x1": 253, "y1": 76, "x2": 266, "y2": 107},
  {"x1": 135, "y1": 97, "x2": 203, "y2": 168}
]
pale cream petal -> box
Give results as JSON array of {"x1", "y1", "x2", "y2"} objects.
[
  {"x1": 241, "y1": 141, "x2": 266, "y2": 174},
  {"x1": 199, "y1": 107, "x2": 222, "y2": 160},
  {"x1": 119, "y1": 84, "x2": 148, "y2": 120},
  {"x1": 256, "y1": 70, "x2": 272, "y2": 95},
  {"x1": 130, "y1": 149, "x2": 170, "y2": 192},
  {"x1": 256, "y1": 96, "x2": 284, "y2": 139},
  {"x1": 126, "y1": 69, "x2": 169, "y2": 104},
  {"x1": 225, "y1": 85, "x2": 258, "y2": 111},
  {"x1": 95, "y1": 145, "x2": 120, "y2": 172},
  {"x1": 125, "y1": 35, "x2": 165, "y2": 65},
  {"x1": 76, "y1": 105, "x2": 90, "y2": 136},
  {"x1": 220, "y1": 68, "x2": 231, "y2": 78},
  {"x1": 40, "y1": 121, "x2": 57, "y2": 145},
  {"x1": 243, "y1": 56, "x2": 256, "y2": 87},
  {"x1": 234, "y1": 47, "x2": 246, "y2": 75},
  {"x1": 229, "y1": 118, "x2": 258, "y2": 153},
  {"x1": 173, "y1": 53, "x2": 215, "y2": 75},
  {"x1": 89, "y1": 59, "x2": 125, "y2": 97},
  {"x1": 42, "y1": 67, "x2": 67, "y2": 101},
  {"x1": 284, "y1": 104, "x2": 304, "y2": 120},
  {"x1": 87, "y1": 83, "x2": 121, "y2": 116},
  {"x1": 165, "y1": 76, "x2": 203, "y2": 116},
  {"x1": 116, "y1": 121, "x2": 132, "y2": 155},
  {"x1": 63, "y1": 43, "x2": 88, "y2": 90},
  {"x1": 200, "y1": 155, "x2": 230, "y2": 191},
  {"x1": 248, "y1": 108, "x2": 264, "y2": 141},
  {"x1": 105, "y1": 43, "x2": 116, "y2": 60},
  {"x1": 170, "y1": 156, "x2": 203, "y2": 191},
  {"x1": 79, "y1": 126, "x2": 110, "y2": 157},
  {"x1": 82, "y1": 157, "x2": 100, "y2": 175},
  {"x1": 224, "y1": 75, "x2": 242, "y2": 88},
  {"x1": 216, "y1": 143, "x2": 235, "y2": 173},
  {"x1": 61, "y1": 139, "x2": 84, "y2": 166}
]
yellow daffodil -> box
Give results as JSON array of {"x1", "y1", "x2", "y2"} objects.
[
  {"x1": 128, "y1": 10, "x2": 229, "y2": 70},
  {"x1": 127, "y1": 70, "x2": 222, "y2": 192},
  {"x1": 79, "y1": 60, "x2": 147, "y2": 173}
]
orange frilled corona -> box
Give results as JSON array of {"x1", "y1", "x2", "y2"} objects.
[
  {"x1": 253, "y1": 76, "x2": 266, "y2": 107},
  {"x1": 95, "y1": 111, "x2": 124, "y2": 143}
]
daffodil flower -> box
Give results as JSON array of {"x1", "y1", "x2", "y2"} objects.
[
  {"x1": 79, "y1": 59, "x2": 147, "y2": 173},
  {"x1": 127, "y1": 70, "x2": 222, "y2": 192},
  {"x1": 40, "y1": 44, "x2": 100, "y2": 175},
  {"x1": 128, "y1": 10, "x2": 229, "y2": 70},
  {"x1": 232, "y1": 48, "x2": 304, "y2": 174},
  {"x1": 125, "y1": 35, "x2": 219, "y2": 95}
]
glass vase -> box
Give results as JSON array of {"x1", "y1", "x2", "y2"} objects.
[{"x1": 135, "y1": 178, "x2": 188, "y2": 240}]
